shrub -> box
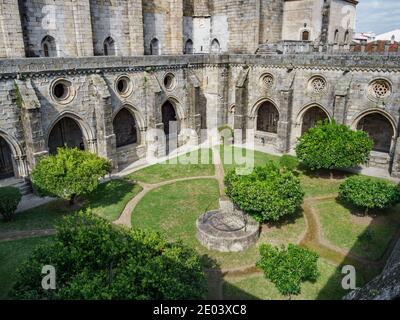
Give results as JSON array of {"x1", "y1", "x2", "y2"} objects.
[
  {"x1": 225, "y1": 162, "x2": 304, "y2": 222},
  {"x1": 0, "y1": 186, "x2": 22, "y2": 222},
  {"x1": 256, "y1": 244, "x2": 319, "y2": 297},
  {"x1": 11, "y1": 210, "x2": 207, "y2": 300},
  {"x1": 218, "y1": 125, "x2": 234, "y2": 144},
  {"x1": 279, "y1": 155, "x2": 299, "y2": 171},
  {"x1": 339, "y1": 176, "x2": 400, "y2": 214},
  {"x1": 296, "y1": 120, "x2": 373, "y2": 171},
  {"x1": 31, "y1": 148, "x2": 111, "y2": 205}
]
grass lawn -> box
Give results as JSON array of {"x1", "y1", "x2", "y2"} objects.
[
  {"x1": 223, "y1": 259, "x2": 350, "y2": 300},
  {"x1": 0, "y1": 179, "x2": 141, "y2": 232},
  {"x1": 314, "y1": 200, "x2": 400, "y2": 260},
  {"x1": 127, "y1": 149, "x2": 214, "y2": 184},
  {"x1": 85, "y1": 179, "x2": 143, "y2": 221},
  {"x1": 131, "y1": 178, "x2": 306, "y2": 270},
  {"x1": 0, "y1": 236, "x2": 55, "y2": 299}
]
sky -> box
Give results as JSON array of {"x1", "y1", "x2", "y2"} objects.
[{"x1": 356, "y1": 0, "x2": 400, "y2": 34}]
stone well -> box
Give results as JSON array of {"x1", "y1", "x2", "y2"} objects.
[{"x1": 196, "y1": 197, "x2": 260, "y2": 252}]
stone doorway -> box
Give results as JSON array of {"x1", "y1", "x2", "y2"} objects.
[
  {"x1": 113, "y1": 108, "x2": 138, "y2": 148},
  {"x1": 301, "y1": 106, "x2": 329, "y2": 135},
  {"x1": 0, "y1": 137, "x2": 14, "y2": 180},
  {"x1": 162, "y1": 101, "x2": 178, "y2": 154},
  {"x1": 357, "y1": 113, "x2": 394, "y2": 153},
  {"x1": 48, "y1": 117, "x2": 85, "y2": 155}
]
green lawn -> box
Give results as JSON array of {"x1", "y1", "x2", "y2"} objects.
[
  {"x1": 223, "y1": 259, "x2": 350, "y2": 300},
  {"x1": 0, "y1": 179, "x2": 141, "y2": 232},
  {"x1": 0, "y1": 236, "x2": 55, "y2": 299},
  {"x1": 85, "y1": 179, "x2": 142, "y2": 221},
  {"x1": 127, "y1": 149, "x2": 215, "y2": 184},
  {"x1": 131, "y1": 178, "x2": 306, "y2": 270},
  {"x1": 314, "y1": 200, "x2": 400, "y2": 260}
]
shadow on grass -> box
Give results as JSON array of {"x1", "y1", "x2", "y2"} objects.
[{"x1": 315, "y1": 201, "x2": 400, "y2": 300}]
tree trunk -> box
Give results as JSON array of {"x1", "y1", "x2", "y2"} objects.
[{"x1": 69, "y1": 194, "x2": 76, "y2": 207}]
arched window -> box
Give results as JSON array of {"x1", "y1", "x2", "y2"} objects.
[
  {"x1": 41, "y1": 35, "x2": 57, "y2": 57},
  {"x1": 357, "y1": 113, "x2": 394, "y2": 153},
  {"x1": 334, "y1": 29, "x2": 339, "y2": 43},
  {"x1": 103, "y1": 37, "x2": 116, "y2": 56},
  {"x1": 184, "y1": 39, "x2": 194, "y2": 54},
  {"x1": 211, "y1": 39, "x2": 221, "y2": 53},
  {"x1": 162, "y1": 101, "x2": 178, "y2": 136},
  {"x1": 150, "y1": 38, "x2": 160, "y2": 55},
  {"x1": 301, "y1": 106, "x2": 329, "y2": 135},
  {"x1": 113, "y1": 108, "x2": 138, "y2": 148},
  {"x1": 302, "y1": 30, "x2": 310, "y2": 41},
  {"x1": 0, "y1": 136, "x2": 14, "y2": 179},
  {"x1": 48, "y1": 117, "x2": 85, "y2": 155},
  {"x1": 344, "y1": 30, "x2": 350, "y2": 44},
  {"x1": 256, "y1": 102, "x2": 279, "y2": 134}
]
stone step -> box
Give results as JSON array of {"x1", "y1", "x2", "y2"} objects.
[{"x1": 7, "y1": 180, "x2": 32, "y2": 195}]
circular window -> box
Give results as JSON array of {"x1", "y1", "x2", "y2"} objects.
[
  {"x1": 115, "y1": 76, "x2": 133, "y2": 97},
  {"x1": 163, "y1": 73, "x2": 176, "y2": 91},
  {"x1": 51, "y1": 79, "x2": 75, "y2": 104},
  {"x1": 308, "y1": 76, "x2": 327, "y2": 95},
  {"x1": 261, "y1": 73, "x2": 274, "y2": 89},
  {"x1": 369, "y1": 79, "x2": 392, "y2": 100}
]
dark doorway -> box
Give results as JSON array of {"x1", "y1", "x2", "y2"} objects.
[
  {"x1": 302, "y1": 30, "x2": 310, "y2": 41},
  {"x1": 113, "y1": 108, "x2": 138, "y2": 148},
  {"x1": 257, "y1": 102, "x2": 279, "y2": 133},
  {"x1": 48, "y1": 117, "x2": 85, "y2": 155},
  {"x1": 0, "y1": 137, "x2": 14, "y2": 180},
  {"x1": 357, "y1": 113, "x2": 394, "y2": 153},
  {"x1": 162, "y1": 101, "x2": 178, "y2": 136},
  {"x1": 301, "y1": 106, "x2": 329, "y2": 135}
]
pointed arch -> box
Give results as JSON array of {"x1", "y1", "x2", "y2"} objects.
[
  {"x1": 297, "y1": 104, "x2": 331, "y2": 135},
  {"x1": 41, "y1": 35, "x2": 57, "y2": 57},
  {"x1": 150, "y1": 38, "x2": 160, "y2": 55},
  {"x1": 113, "y1": 108, "x2": 139, "y2": 148},
  {"x1": 256, "y1": 101, "x2": 280, "y2": 134},
  {"x1": 184, "y1": 39, "x2": 194, "y2": 54},
  {"x1": 211, "y1": 38, "x2": 221, "y2": 53},
  {"x1": 353, "y1": 110, "x2": 396, "y2": 153},
  {"x1": 47, "y1": 113, "x2": 95, "y2": 155},
  {"x1": 103, "y1": 36, "x2": 116, "y2": 56},
  {"x1": 0, "y1": 130, "x2": 27, "y2": 179}
]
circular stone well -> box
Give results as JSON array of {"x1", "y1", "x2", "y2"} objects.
[{"x1": 196, "y1": 199, "x2": 260, "y2": 252}]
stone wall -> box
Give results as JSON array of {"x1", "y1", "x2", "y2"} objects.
[
  {"x1": 1, "y1": 53, "x2": 400, "y2": 179},
  {"x1": 18, "y1": 0, "x2": 94, "y2": 57},
  {"x1": 0, "y1": 0, "x2": 25, "y2": 58},
  {"x1": 89, "y1": 0, "x2": 143, "y2": 56}
]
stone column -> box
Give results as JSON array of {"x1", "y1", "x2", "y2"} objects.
[
  {"x1": 276, "y1": 89, "x2": 293, "y2": 153},
  {"x1": 234, "y1": 68, "x2": 249, "y2": 143}
]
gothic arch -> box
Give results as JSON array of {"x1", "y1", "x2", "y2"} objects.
[
  {"x1": 185, "y1": 39, "x2": 194, "y2": 54},
  {"x1": 297, "y1": 104, "x2": 331, "y2": 135},
  {"x1": 113, "y1": 104, "x2": 146, "y2": 132},
  {"x1": 255, "y1": 101, "x2": 280, "y2": 134},
  {"x1": 211, "y1": 38, "x2": 221, "y2": 53},
  {"x1": 113, "y1": 108, "x2": 138, "y2": 148},
  {"x1": 0, "y1": 130, "x2": 27, "y2": 179},
  {"x1": 150, "y1": 38, "x2": 160, "y2": 55},
  {"x1": 41, "y1": 35, "x2": 57, "y2": 57},
  {"x1": 47, "y1": 112, "x2": 95, "y2": 154},
  {"x1": 352, "y1": 109, "x2": 397, "y2": 153},
  {"x1": 103, "y1": 36, "x2": 116, "y2": 56}
]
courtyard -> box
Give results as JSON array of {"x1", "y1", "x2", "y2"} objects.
[{"x1": 1, "y1": 145, "x2": 399, "y2": 300}]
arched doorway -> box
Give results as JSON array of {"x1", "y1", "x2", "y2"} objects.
[
  {"x1": 0, "y1": 137, "x2": 14, "y2": 179},
  {"x1": 302, "y1": 30, "x2": 310, "y2": 41},
  {"x1": 211, "y1": 39, "x2": 220, "y2": 53},
  {"x1": 150, "y1": 38, "x2": 160, "y2": 55},
  {"x1": 48, "y1": 117, "x2": 85, "y2": 155},
  {"x1": 113, "y1": 108, "x2": 138, "y2": 148},
  {"x1": 185, "y1": 39, "x2": 194, "y2": 54},
  {"x1": 103, "y1": 37, "x2": 116, "y2": 56},
  {"x1": 301, "y1": 106, "x2": 329, "y2": 135},
  {"x1": 162, "y1": 101, "x2": 178, "y2": 136},
  {"x1": 257, "y1": 102, "x2": 279, "y2": 133},
  {"x1": 41, "y1": 35, "x2": 57, "y2": 57},
  {"x1": 357, "y1": 113, "x2": 394, "y2": 153}
]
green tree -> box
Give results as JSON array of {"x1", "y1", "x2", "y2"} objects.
[
  {"x1": 12, "y1": 210, "x2": 207, "y2": 300},
  {"x1": 339, "y1": 176, "x2": 400, "y2": 214},
  {"x1": 256, "y1": 244, "x2": 319, "y2": 298},
  {"x1": 296, "y1": 120, "x2": 373, "y2": 172},
  {"x1": 0, "y1": 186, "x2": 22, "y2": 222},
  {"x1": 225, "y1": 162, "x2": 304, "y2": 223},
  {"x1": 31, "y1": 148, "x2": 111, "y2": 205}
]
